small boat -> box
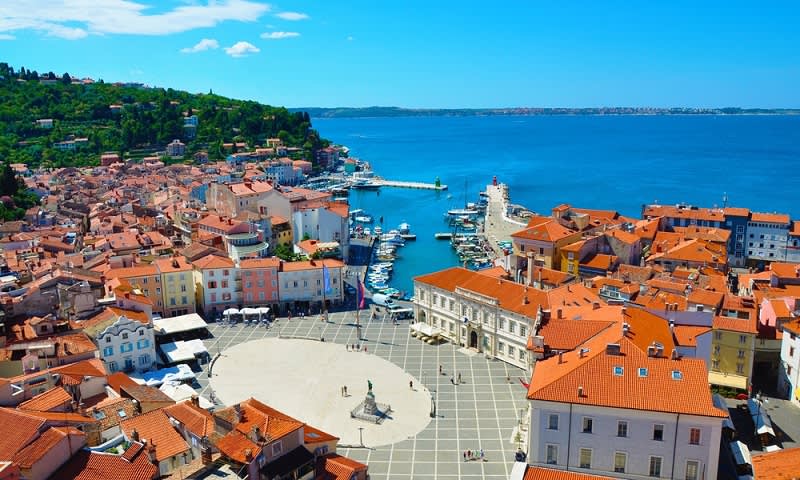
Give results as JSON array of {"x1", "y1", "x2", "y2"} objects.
[
  {"x1": 354, "y1": 215, "x2": 373, "y2": 223},
  {"x1": 374, "y1": 226, "x2": 383, "y2": 235},
  {"x1": 351, "y1": 180, "x2": 382, "y2": 190},
  {"x1": 435, "y1": 232, "x2": 453, "y2": 240},
  {"x1": 447, "y1": 208, "x2": 479, "y2": 216},
  {"x1": 398, "y1": 222, "x2": 411, "y2": 234},
  {"x1": 400, "y1": 234, "x2": 417, "y2": 240},
  {"x1": 364, "y1": 228, "x2": 371, "y2": 236}
]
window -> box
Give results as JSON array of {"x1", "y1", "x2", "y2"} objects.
[
  {"x1": 617, "y1": 421, "x2": 628, "y2": 438},
  {"x1": 220, "y1": 280, "x2": 228, "y2": 289},
  {"x1": 546, "y1": 444, "x2": 558, "y2": 465},
  {"x1": 578, "y1": 448, "x2": 592, "y2": 469},
  {"x1": 499, "y1": 318, "x2": 506, "y2": 330},
  {"x1": 689, "y1": 428, "x2": 701, "y2": 445},
  {"x1": 582, "y1": 417, "x2": 593, "y2": 433},
  {"x1": 653, "y1": 424, "x2": 664, "y2": 441},
  {"x1": 613, "y1": 366, "x2": 624, "y2": 376},
  {"x1": 103, "y1": 346, "x2": 114, "y2": 356},
  {"x1": 672, "y1": 370, "x2": 683, "y2": 380},
  {"x1": 223, "y1": 269, "x2": 229, "y2": 276},
  {"x1": 105, "y1": 336, "x2": 111, "y2": 343},
  {"x1": 498, "y1": 342, "x2": 505, "y2": 353},
  {"x1": 739, "y1": 334, "x2": 747, "y2": 344},
  {"x1": 649, "y1": 457, "x2": 662, "y2": 477},
  {"x1": 139, "y1": 329, "x2": 144, "y2": 336},
  {"x1": 109, "y1": 361, "x2": 118, "y2": 372},
  {"x1": 271, "y1": 441, "x2": 282, "y2": 456},
  {"x1": 790, "y1": 346, "x2": 794, "y2": 357},
  {"x1": 509, "y1": 322, "x2": 516, "y2": 334},
  {"x1": 713, "y1": 345, "x2": 720, "y2": 355},
  {"x1": 736, "y1": 363, "x2": 745, "y2": 374},
  {"x1": 170, "y1": 298, "x2": 176, "y2": 306},
  {"x1": 738, "y1": 349, "x2": 745, "y2": 359},
  {"x1": 712, "y1": 359, "x2": 720, "y2": 370},
  {"x1": 548, "y1": 414, "x2": 559, "y2": 430},
  {"x1": 686, "y1": 460, "x2": 699, "y2": 480},
  {"x1": 138, "y1": 354, "x2": 150, "y2": 366},
  {"x1": 244, "y1": 271, "x2": 251, "y2": 277},
  {"x1": 520, "y1": 325, "x2": 527, "y2": 337},
  {"x1": 210, "y1": 293, "x2": 217, "y2": 302},
  {"x1": 508, "y1": 346, "x2": 515, "y2": 358},
  {"x1": 714, "y1": 331, "x2": 722, "y2": 340},
  {"x1": 519, "y1": 349, "x2": 525, "y2": 361},
  {"x1": 614, "y1": 452, "x2": 627, "y2": 473},
  {"x1": 120, "y1": 342, "x2": 133, "y2": 353},
  {"x1": 638, "y1": 367, "x2": 648, "y2": 377},
  {"x1": 122, "y1": 333, "x2": 128, "y2": 340},
  {"x1": 137, "y1": 339, "x2": 150, "y2": 349},
  {"x1": 181, "y1": 284, "x2": 187, "y2": 292},
  {"x1": 207, "y1": 281, "x2": 217, "y2": 289}
]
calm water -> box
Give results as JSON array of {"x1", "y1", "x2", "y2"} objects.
[{"x1": 315, "y1": 115, "x2": 800, "y2": 293}]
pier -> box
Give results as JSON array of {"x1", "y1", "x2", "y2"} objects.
[{"x1": 374, "y1": 179, "x2": 448, "y2": 191}]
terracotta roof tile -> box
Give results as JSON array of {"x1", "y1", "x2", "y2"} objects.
[
  {"x1": 751, "y1": 447, "x2": 800, "y2": 480},
  {"x1": 672, "y1": 325, "x2": 711, "y2": 347},
  {"x1": 106, "y1": 372, "x2": 138, "y2": 395},
  {"x1": 315, "y1": 453, "x2": 367, "y2": 480},
  {"x1": 528, "y1": 335, "x2": 724, "y2": 418},
  {"x1": 56, "y1": 445, "x2": 158, "y2": 480},
  {"x1": 120, "y1": 409, "x2": 189, "y2": 462},
  {"x1": 13, "y1": 426, "x2": 85, "y2": 468},
  {"x1": 18, "y1": 386, "x2": 72, "y2": 412},
  {"x1": 0, "y1": 408, "x2": 45, "y2": 461},
  {"x1": 524, "y1": 466, "x2": 616, "y2": 480},
  {"x1": 164, "y1": 400, "x2": 214, "y2": 438}
]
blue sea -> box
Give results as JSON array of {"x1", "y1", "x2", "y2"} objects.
[{"x1": 314, "y1": 115, "x2": 800, "y2": 294}]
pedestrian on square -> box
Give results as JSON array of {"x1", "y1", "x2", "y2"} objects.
[
  {"x1": 364, "y1": 345, "x2": 367, "y2": 353},
  {"x1": 346, "y1": 344, "x2": 350, "y2": 352},
  {"x1": 439, "y1": 365, "x2": 442, "y2": 375},
  {"x1": 457, "y1": 372, "x2": 462, "y2": 384},
  {"x1": 450, "y1": 376, "x2": 454, "y2": 385},
  {"x1": 480, "y1": 449, "x2": 484, "y2": 461},
  {"x1": 344, "y1": 386, "x2": 348, "y2": 396},
  {"x1": 463, "y1": 451, "x2": 467, "y2": 462},
  {"x1": 409, "y1": 380, "x2": 413, "y2": 390}
]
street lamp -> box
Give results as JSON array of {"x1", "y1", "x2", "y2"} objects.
[{"x1": 358, "y1": 427, "x2": 364, "y2": 447}]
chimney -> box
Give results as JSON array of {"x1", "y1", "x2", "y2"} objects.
[
  {"x1": 592, "y1": 301, "x2": 600, "y2": 310},
  {"x1": 578, "y1": 347, "x2": 588, "y2": 358},
  {"x1": 244, "y1": 449, "x2": 253, "y2": 462},
  {"x1": 606, "y1": 343, "x2": 621, "y2": 355},
  {"x1": 147, "y1": 442, "x2": 157, "y2": 463},
  {"x1": 577, "y1": 385, "x2": 584, "y2": 397},
  {"x1": 251, "y1": 426, "x2": 261, "y2": 443},
  {"x1": 191, "y1": 394, "x2": 199, "y2": 407},
  {"x1": 556, "y1": 308, "x2": 563, "y2": 319},
  {"x1": 558, "y1": 352, "x2": 563, "y2": 364},
  {"x1": 622, "y1": 322, "x2": 630, "y2": 335},
  {"x1": 671, "y1": 349, "x2": 680, "y2": 360},
  {"x1": 130, "y1": 429, "x2": 140, "y2": 442}
]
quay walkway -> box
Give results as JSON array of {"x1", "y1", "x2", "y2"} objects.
[{"x1": 373, "y1": 179, "x2": 448, "y2": 191}]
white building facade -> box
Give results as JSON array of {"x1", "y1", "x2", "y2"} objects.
[
  {"x1": 278, "y1": 260, "x2": 344, "y2": 310},
  {"x1": 746, "y1": 215, "x2": 791, "y2": 263},
  {"x1": 192, "y1": 255, "x2": 241, "y2": 316},
  {"x1": 292, "y1": 204, "x2": 350, "y2": 261},
  {"x1": 778, "y1": 320, "x2": 800, "y2": 406},
  {"x1": 528, "y1": 400, "x2": 723, "y2": 479},
  {"x1": 98, "y1": 316, "x2": 156, "y2": 373}
]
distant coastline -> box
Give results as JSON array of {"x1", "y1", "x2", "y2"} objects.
[{"x1": 294, "y1": 106, "x2": 800, "y2": 118}]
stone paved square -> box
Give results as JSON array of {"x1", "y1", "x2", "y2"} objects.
[{"x1": 193, "y1": 308, "x2": 526, "y2": 480}]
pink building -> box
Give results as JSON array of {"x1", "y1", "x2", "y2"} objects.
[{"x1": 240, "y1": 257, "x2": 281, "y2": 309}]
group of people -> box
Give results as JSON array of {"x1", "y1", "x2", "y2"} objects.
[
  {"x1": 438, "y1": 365, "x2": 463, "y2": 385},
  {"x1": 463, "y1": 449, "x2": 485, "y2": 462},
  {"x1": 347, "y1": 344, "x2": 367, "y2": 353}
]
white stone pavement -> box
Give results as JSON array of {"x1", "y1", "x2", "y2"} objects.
[{"x1": 210, "y1": 338, "x2": 432, "y2": 447}]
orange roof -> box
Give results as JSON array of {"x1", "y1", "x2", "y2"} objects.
[
  {"x1": 751, "y1": 447, "x2": 800, "y2": 480},
  {"x1": 315, "y1": 453, "x2": 367, "y2": 480},
  {"x1": 783, "y1": 318, "x2": 800, "y2": 337},
  {"x1": 790, "y1": 221, "x2": 800, "y2": 237},
  {"x1": 57, "y1": 444, "x2": 158, "y2": 480},
  {"x1": 120, "y1": 409, "x2": 189, "y2": 462},
  {"x1": 751, "y1": 212, "x2": 790, "y2": 224},
  {"x1": 769, "y1": 262, "x2": 800, "y2": 279},
  {"x1": 687, "y1": 289, "x2": 725, "y2": 308},
  {"x1": 13, "y1": 427, "x2": 84, "y2": 468},
  {"x1": 581, "y1": 253, "x2": 617, "y2": 270},
  {"x1": 240, "y1": 257, "x2": 281, "y2": 269},
  {"x1": 535, "y1": 319, "x2": 616, "y2": 351},
  {"x1": 768, "y1": 298, "x2": 793, "y2": 319},
  {"x1": 153, "y1": 256, "x2": 192, "y2": 273},
  {"x1": 713, "y1": 315, "x2": 758, "y2": 334},
  {"x1": 512, "y1": 218, "x2": 577, "y2": 243},
  {"x1": 280, "y1": 259, "x2": 344, "y2": 272},
  {"x1": 325, "y1": 202, "x2": 349, "y2": 218},
  {"x1": 107, "y1": 372, "x2": 139, "y2": 395},
  {"x1": 642, "y1": 205, "x2": 729, "y2": 223},
  {"x1": 606, "y1": 228, "x2": 639, "y2": 245},
  {"x1": 672, "y1": 325, "x2": 711, "y2": 347},
  {"x1": 192, "y1": 254, "x2": 235, "y2": 270},
  {"x1": 106, "y1": 264, "x2": 158, "y2": 279},
  {"x1": 304, "y1": 424, "x2": 339, "y2": 445},
  {"x1": 524, "y1": 466, "x2": 616, "y2": 480},
  {"x1": 18, "y1": 386, "x2": 72, "y2": 412},
  {"x1": 164, "y1": 400, "x2": 215, "y2": 439},
  {"x1": 622, "y1": 307, "x2": 677, "y2": 354},
  {"x1": 216, "y1": 431, "x2": 257, "y2": 464},
  {"x1": 528, "y1": 336, "x2": 726, "y2": 418},
  {"x1": 0, "y1": 408, "x2": 45, "y2": 461}
]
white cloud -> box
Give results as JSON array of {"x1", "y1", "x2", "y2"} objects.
[
  {"x1": 275, "y1": 11, "x2": 308, "y2": 21},
  {"x1": 181, "y1": 38, "x2": 219, "y2": 53},
  {"x1": 0, "y1": 0, "x2": 270, "y2": 40},
  {"x1": 260, "y1": 31, "x2": 298, "y2": 39},
  {"x1": 0, "y1": 33, "x2": 14, "y2": 40},
  {"x1": 224, "y1": 40, "x2": 259, "y2": 57}
]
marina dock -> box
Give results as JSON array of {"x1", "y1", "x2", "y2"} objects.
[{"x1": 374, "y1": 179, "x2": 448, "y2": 191}]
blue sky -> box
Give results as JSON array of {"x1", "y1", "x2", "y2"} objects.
[{"x1": 2, "y1": 1, "x2": 799, "y2": 108}]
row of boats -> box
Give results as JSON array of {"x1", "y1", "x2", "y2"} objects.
[{"x1": 366, "y1": 221, "x2": 414, "y2": 299}]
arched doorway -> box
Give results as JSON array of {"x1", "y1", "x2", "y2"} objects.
[{"x1": 469, "y1": 331, "x2": 478, "y2": 349}]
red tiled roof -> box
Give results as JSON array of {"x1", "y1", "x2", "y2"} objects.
[
  {"x1": 535, "y1": 319, "x2": 616, "y2": 352},
  {"x1": 107, "y1": 372, "x2": 138, "y2": 395},
  {"x1": 280, "y1": 259, "x2": 344, "y2": 272},
  {"x1": 164, "y1": 400, "x2": 215, "y2": 439},
  {"x1": 120, "y1": 409, "x2": 189, "y2": 462},
  {"x1": 524, "y1": 466, "x2": 616, "y2": 480},
  {"x1": 13, "y1": 426, "x2": 85, "y2": 468},
  {"x1": 751, "y1": 212, "x2": 790, "y2": 224},
  {"x1": 672, "y1": 325, "x2": 711, "y2": 347},
  {"x1": 751, "y1": 446, "x2": 800, "y2": 480},
  {"x1": 18, "y1": 386, "x2": 72, "y2": 412},
  {"x1": 0, "y1": 408, "x2": 45, "y2": 461},
  {"x1": 315, "y1": 453, "x2": 367, "y2": 480},
  {"x1": 56, "y1": 446, "x2": 158, "y2": 480},
  {"x1": 528, "y1": 335, "x2": 725, "y2": 418},
  {"x1": 304, "y1": 424, "x2": 339, "y2": 444}
]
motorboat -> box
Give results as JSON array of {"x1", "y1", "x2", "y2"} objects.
[{"x1": 398, "y1": 222, "x2": 411, "y2": 234}]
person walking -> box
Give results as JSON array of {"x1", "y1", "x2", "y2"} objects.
[
  {"x1": 450, "y1": 376, "x2": 454, "y2": 385},
  {"x1": 457, "y1": 372, "x2": 462, "y2": 384},
  {"x1": 409, "y1": 380, "x2": 413, "y2": 390},
  {"x1": 463, "y1": 451, "x2": 467, "y2": 462},
  {"x1": 439, "y1": 365, "x2": 443, "y2": 375},
  {"x1": 344, "y1": 385, "x2": 348, "y2": 396},
  {"x1": 480, "y1": 449, "x2": 484, "y2": 461}
]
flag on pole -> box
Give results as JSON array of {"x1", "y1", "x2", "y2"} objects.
[
  {"x1": 322, "y1": 264, "x2": 332, "y2": 294},
  {"x1": 357, "y1": 280, "x2": 365, "y2": 309}
]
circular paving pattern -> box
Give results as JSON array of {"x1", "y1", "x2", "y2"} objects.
[{"x1": 210, "y1": 338, "x2": 432, "y2": 447}]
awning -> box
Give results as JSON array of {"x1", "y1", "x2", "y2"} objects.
[
  {"x1": 708, "y1": 371, "x2": 748, "y2": 390},
  {"x1": 240, "y1": 308, "x2": 260, "y2": 316},
  {"x1": 747, "y1": 398, "x2": 775, "y2": 437},
  {"x1": 223, "y1": 308, "x2": 240, "y2": 316},
  {"x1": 410, "y1": 322, "x2": 443, "y2": 338},
  {"x1": 153, "y1": 314, "x2": 208, "y2": 335},
  {"x1": 730, "y1": 440, "x2": 752, "y2": 466},
  {"x1": 712, "y1": 394, "x2": 735, "y2": 430},
  {"x1": 261, "y1": 446, "x2": 313, "y2": 478},
  {"x1": 159, "y1": 382, "x2": 214, "y2": 409},
  {"x1": 160, "y1": 339, "x2": 209, "y2": 363}
]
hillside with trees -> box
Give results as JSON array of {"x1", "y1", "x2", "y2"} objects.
[{"x1": 0, "y1": 63, "x2": 328, "y2": 168}]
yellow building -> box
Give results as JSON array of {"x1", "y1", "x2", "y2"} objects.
[
  {"x1": 510, "y1": 216, "x2": 581, "y2": 273},
  {"x1": 709, "y1": 297, "x2": 758, "y2": 391},
  {"x1": 154, "y1": 257, "x2": 196, "y2": 317}
]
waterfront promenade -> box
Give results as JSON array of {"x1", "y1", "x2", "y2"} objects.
[{"x1": 482, "y1": 184, "x2": 527, "y2": 257}]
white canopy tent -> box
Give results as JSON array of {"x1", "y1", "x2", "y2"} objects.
[
  {"x1": 153, "y1": 313, "x2": 208, "y2": 336},
  {"x1": 160, "y1": 339, "x2": 209, "y2": 364}
]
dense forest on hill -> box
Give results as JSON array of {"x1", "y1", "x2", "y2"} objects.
[{"x1": 0, "y1": 63, "x2": 327, "y2": 168}]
